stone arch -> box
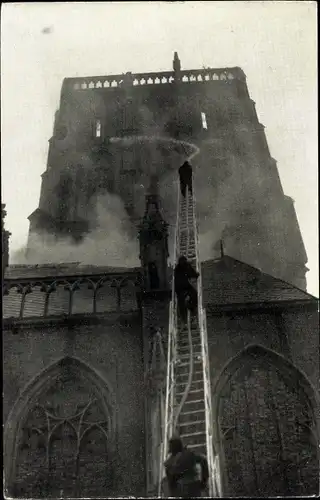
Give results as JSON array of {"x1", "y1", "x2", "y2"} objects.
[
  {"x1": 212, "y1": 344, "x2": 319, "y2": 497},
  {"x1": 3, "y1": 284, "x2": 23, "y2": 318},
  {"x1": 119, "y1": 278, "x2": 138, "y2": 311},
  {"x1": 71, "y1": 278, "x2": 95, "y2": 314},
  {"x1": 4, "y1": 356, "x2": 117, "y2": 498},
  {"x1": 47, "y1": 280, "x2": 72, "y2": 316}
]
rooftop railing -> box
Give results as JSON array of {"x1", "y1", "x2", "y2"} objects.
[{"x1": 64, "y1": 67, "x2": 245, "y2": 92}]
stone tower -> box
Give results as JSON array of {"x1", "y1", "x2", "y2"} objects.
[
  {"x1": 2, "y1": 204, "x2": 11, "y2": 278},
  {"x1": 3, "y1": 55, "x2": 318, "y2": 499},
  {"x1": 26, "y1": 54, "x2": 308, "y2": 290}
]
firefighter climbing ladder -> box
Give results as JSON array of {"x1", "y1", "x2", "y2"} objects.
[{"x1": 159, "y1": 175, "x2": 222, "y2": 497}]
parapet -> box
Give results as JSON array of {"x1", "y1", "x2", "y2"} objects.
[{"x1": 62, "y1": 66, "x2": 246, "y2": 93}]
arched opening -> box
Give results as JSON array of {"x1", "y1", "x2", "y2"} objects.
[
  {"x1": 213, "y1": 345, "x2": 319, "y2": 497},
  {"x1": 4, "y1": 357, "x2": 116, "y2": 498},
  {"x1": 23, "y1": 285, "x2": 46, "y2": 317},
  {"x1": 119, "y1": 279, "x2": 138, "y2": 310},
  {"x1": 71, "y1": 280, "x2": 94, "y2": 315},
  {"x1": 3, "y1": 284, "x2": 23, "y2": 318},
  {"x1": 47, "y1": 282, "x2": 71, "y2": 316},
  {"x1": 77, "y1": 424, "x2": 112, "y2": 496},
  {"x1": 95, "y1": 279, "x2": 119, "y2": 312}
]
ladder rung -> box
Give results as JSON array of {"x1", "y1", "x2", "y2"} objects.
[
  {"x1": 175, "y1": 378, "x2": 203, "y2": 388},
  {"x1": 176, "y1": 388, "x2": 204, "y2": 397},
  {"x1": 180, "y1": 431, "x2": 206, "y2": 439},
  {"x1": 176, "y1": 359, "x2": 202, "y2": 367},
  {"x1": 180, "y1": 408, "x2": 205, "y2": 416},
  {"x1": 179, "y1": 420, "x2": 206, "y2": 427},
  {"x1": 183, "y1": 398, "x2": 205, "y2": 405},
  {"x1": 177, "y1": 353, "x2": 202, "y2": 361},
  {"x1": 177, "y1": 370, "x2": 203, "y2": 379},
  {"x1": 186, "y1": 443, "x2": 206, "y2": 450}
]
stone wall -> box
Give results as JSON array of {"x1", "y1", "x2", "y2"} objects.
[
  {"x1": 207, "y1": 306, "x2": 319, "y2": 497},
  {"x1": 4, "y1": 312, "x2": 146, "y2": 497}
]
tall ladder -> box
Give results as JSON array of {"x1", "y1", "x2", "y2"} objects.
[{"x1": 159, "y1": 177, "x2": 222, "y2": 497}]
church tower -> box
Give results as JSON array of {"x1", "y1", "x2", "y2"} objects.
[
  {"x1": 25, "y1": 55, "x2": 308, "y2": 290},
  {"x1": 3, "y1": 55, "x2": 319, "y2": 499},
  {"x1": 2, "y1": 204, "x2": 11, "y2": 278}
]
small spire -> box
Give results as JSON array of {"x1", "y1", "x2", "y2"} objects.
[
  {"x1": 2, "y1": 203, "x2": 11, "y2": 274},
  {"x1": 220, "y1": 239, "x2": 224, "y2": 258},
  {"x1": 140, "y1": 176, "x2": 168, "y2": 235},
  {"x1": 173, "y1": 51, "x2": 181, "y2": 74}
]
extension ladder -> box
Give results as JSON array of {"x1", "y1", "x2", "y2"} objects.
[{"x1": 158, "y1": 175, "x2": 222, "y2": 497}]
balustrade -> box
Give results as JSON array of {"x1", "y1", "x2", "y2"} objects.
[
  {"x1": 3, "y1": 274, "x2": 140, "y2": 320},
  {"x1": 68, "y1": 68, "x2": 240, "y2": 92}
]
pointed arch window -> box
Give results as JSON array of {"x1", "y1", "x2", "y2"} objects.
[
  {"x1": 6, "y1": 358, "x2": 115, "y2": 499},
  {"x1": 214, "y1": 346, "x2": 319, "y2": 498}
]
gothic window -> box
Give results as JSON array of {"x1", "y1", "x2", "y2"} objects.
[
  {"x1": 217, "y1": 347, "x2": 319, "y2": 497},
  {"x1": 9, "y1": 359, "x2": 114, "y2": 498},
  {"x1": 49, "y1": 421, "x2": 78, "y2": 497},
  {"x1": 77, "y1": 425, "x2": 112, "y2": 496}
]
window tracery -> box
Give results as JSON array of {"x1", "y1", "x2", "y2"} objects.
[
  {"x1": 217, "y1": 349, "x2": 319, "y2": 497},
  {"x1": 11, "y1": 362, "x2": 113, "y2": 498}
]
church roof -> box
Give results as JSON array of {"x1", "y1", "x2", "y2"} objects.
[
  {"x1": 4, "y1": 262, "x2": 141, "y2": 281},
  {"x1": 201, "y1": 255, "x2": 317, "y2": 308},
  {"x1": 3, "y1": 255, "x2": 317, "y2": 322}
]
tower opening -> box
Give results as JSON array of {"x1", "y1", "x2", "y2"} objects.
[
  {"x1": 201, "y1": 112, "x2": 208, "y2": 129},
  {"x1": 95, "y1": 120, "x2": 101, "y2": 138}
]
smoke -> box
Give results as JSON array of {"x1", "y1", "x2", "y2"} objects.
[
  {"x1": 11, "y1": 80, "x2": 276, "y2": 271},
  {"x1": 13, "y1": 192, "x2": 140, "y2": 267}
]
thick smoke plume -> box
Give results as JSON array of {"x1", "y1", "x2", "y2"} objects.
[
  {"x1": 13, "y1": 193, "x2": 140, "y2": 267},
  {"x1": 11, "y1": 79, "x2": 273, "y2": 269}
]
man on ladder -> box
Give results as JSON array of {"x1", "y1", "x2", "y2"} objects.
[
  {"x1": 163, "y1": 437, "x2": 209, "y2": 497},
  {"x1": 179, "y1": 161, "x2": 193, "y2": 197},
  {"x1": 174, "y1": 256, "x2": 199, "y2": 324},
  {"x1": 175, "y1": 159, "x2": 199, "y2": 324}
]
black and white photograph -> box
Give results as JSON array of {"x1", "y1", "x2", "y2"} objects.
[{"x1": 2, "y1": 1, "x2": 319, "y2": 498}]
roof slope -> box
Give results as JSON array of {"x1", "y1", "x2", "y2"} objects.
[{"x1": 201, "y1": 255, "x2": 317, "y2": 308}]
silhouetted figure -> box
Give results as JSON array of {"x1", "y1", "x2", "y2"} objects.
[
  {"x1": 148, "y1": 261, "x2": 160, "y2": 289},
  {"x1": 179, "y1": 161, "x2": 193, "y2": 197},
  {"x1": 164, "y1": 437, "x2": 209, "y2": 498},
  {"x1": 174, "y1": 256, "x2": 199, "y2": 324}
]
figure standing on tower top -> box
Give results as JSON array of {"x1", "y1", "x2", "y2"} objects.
[{"x1": 179, "y1": 161, "x2": 193, "y2": 197}]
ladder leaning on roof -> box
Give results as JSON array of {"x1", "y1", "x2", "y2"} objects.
[{"x1": 158, "y1": 172, "x2": 222, "y2": 497}]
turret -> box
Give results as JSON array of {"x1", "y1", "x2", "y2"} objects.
[
  {"x1": 139, "y1": 176, "x2": 169, "y2": 291},
  {"x1": 173, "y1": 51, "x2": 181, "y2": 81},
  {"x1": 2, "y1": 204, "x2": 11, "y2": 278}
]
